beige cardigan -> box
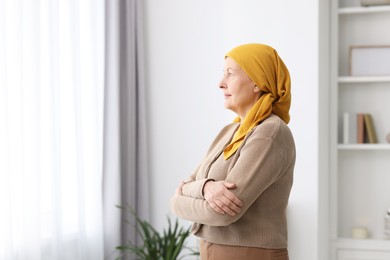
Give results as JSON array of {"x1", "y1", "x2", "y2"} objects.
[{"x1": 170, "y1": 114, "x2": 296, "y2": 249}]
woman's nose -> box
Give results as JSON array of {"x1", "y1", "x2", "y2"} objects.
[{"x1": 219, "y1": 80, "x2": 226, "y2": 89}]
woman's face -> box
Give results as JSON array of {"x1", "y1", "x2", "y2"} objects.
[{"x1": 219, "y1": 57, "x2": 260, "y2": 118}]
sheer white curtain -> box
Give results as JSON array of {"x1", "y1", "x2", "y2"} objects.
[{"x1": 0, "y1": 0, "x2": 104, "y2": 259}]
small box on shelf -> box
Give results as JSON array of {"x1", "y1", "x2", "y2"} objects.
[
  {"x1": 361, "y1": 0, "x2": 390, "y2": 6},
  {"x1": 349, "y1": 46, "x2": 390, "y2": 76},
  {"x1": 352, "y1": 227, "x2": 369, "y2": 239}
]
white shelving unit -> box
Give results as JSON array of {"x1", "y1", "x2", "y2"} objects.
[{"x1": 330, "y1": 1, "x2": 390, "y2": 259}]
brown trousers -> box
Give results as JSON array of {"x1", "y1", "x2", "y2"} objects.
[{"x1": 199, "y1": 240, "x2": 289, "y2": 260}]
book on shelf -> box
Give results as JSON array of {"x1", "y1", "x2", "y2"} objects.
[
  {"x1": 343, "y1": 113, "x2": 357, "y2": 144},
  {"x1": 342, "y1": 112, "x2": 378, "y2": 144},
  {"x1": 357, "y1": 113, "x2": 365, "y2": 144},
  {"x1": 364, "y1": 113, "x2": 378, "y2": 143}
]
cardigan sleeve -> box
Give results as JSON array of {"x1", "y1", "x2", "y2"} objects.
[
  {"x1": 178, "y1": 162, "x2": 213, "y2": 199},
  {"x1": 181, "y1": 178, "x2": 214, "y2": 199},
  {"x1": 170, "y1": 123, "x2": 295, "y2": 226},
  {"x1": 179, "y1": 123, "x2": 238, "y2": 199}
]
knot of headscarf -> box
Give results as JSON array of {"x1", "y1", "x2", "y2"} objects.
[{"x1": 223, "y1": 43, "x2": 291, "y2": 160}]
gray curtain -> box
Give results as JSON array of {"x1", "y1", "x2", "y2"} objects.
[{"x1": 102, "y1": 0, "x2": 149, "y2": 259}]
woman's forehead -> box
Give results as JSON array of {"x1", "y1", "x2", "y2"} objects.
[{"x1": 224, "y1": 57, "x2": 240, "y2": 68}]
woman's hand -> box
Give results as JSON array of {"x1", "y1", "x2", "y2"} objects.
[
  {"x1": 203, "y1": 181, "x2": 243, "y2": 216},
  {"x1": 175, "y1": 181, "x2": 186, "y2": 196}
]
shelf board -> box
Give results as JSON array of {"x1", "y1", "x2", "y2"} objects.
[
  {"x1": 338, "y1": 76, "x2": 390, "y2": 83},
  {"x1": 339, "y1": 6, "x2": 390, "y2": 14},
  {"x1": 338, "y1": 144, "x2": 390, "y2": 150},
  {"x1": 336, "y1": 238, "x2": 390, "y2": 251}
]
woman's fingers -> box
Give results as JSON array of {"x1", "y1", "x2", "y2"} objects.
[
  {"x1": 174, "y1": 181, "x2": 186, "y2": 196},
  {"x1": 210, "y1": 198, "x2": 241, "y2": 216},
  {"x1": 222, "y1": 181, "x2": 243, "y2": 207},
  {"x1": 209, "y1": 202, "x2": 225, "y2": 215},
  {"x1": 204, "y1": 181, "x2": 243, "y2": 215},
  {"x1": 219, "y1": 196, "x2": 242, "y2": 215}
]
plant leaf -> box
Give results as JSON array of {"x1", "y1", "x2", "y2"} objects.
[{"x1": 115, "y1": 204, "x2": 198, "y2": 260}]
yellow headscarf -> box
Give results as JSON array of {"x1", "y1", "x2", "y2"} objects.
[{"x1": 223, "y1": 43, "x2": 291, "y2": 160}]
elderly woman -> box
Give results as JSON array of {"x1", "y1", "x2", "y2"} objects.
[{"x1": 170, "y1": 43, "x2": 295, "y2": 260}]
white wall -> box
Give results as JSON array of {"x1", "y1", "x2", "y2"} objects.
[{"x1": 143, "y1": 1, "x2": 328, "y2": 259}]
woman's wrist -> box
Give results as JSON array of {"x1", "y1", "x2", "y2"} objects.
[{"x1": 201, "y1": 179, "x2": 215, "y2": 198}]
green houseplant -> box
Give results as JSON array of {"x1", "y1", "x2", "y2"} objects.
[{"x1": 115, "y1": 205, "x2": 199, "y2": 260}]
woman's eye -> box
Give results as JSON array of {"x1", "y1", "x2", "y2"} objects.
[{"x1": 223, "y1": 72, "x2": 232, "y2": 78}]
